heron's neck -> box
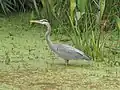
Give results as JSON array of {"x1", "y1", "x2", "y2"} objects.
[{"x1": 45, "y1": 23, "x2": 53, "y2": 47}]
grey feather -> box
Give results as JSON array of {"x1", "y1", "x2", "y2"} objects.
[{"x1": 52, "y1": 44, "x2": 90, "y2": 60}]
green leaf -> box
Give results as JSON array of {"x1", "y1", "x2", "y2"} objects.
[
  {"x1": 76, "y1": 0, "x2": 87, "y2": 13},
  {"x1": 100, "y1": 0, "x2": 106, "y2": 19},
  {"x1": 48, "y1": 0, "x2": 55, "y2": 8},
  {"x1": 32, "y1": 0, "x2": 39, "y2": 16},
  {"x1": 70, "y1": 0, "x2": 76, "y2": 22},
  {"x1": 116, "y1": 16, "x2": 120, "y2": 30}
]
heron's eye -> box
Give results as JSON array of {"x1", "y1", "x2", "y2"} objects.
[
  {"x1": 40, "y1": 19, "x2": 48, "y2": 22},
  {"x1": 44, "y1": 19, "x2": 48, "y2": 22}
]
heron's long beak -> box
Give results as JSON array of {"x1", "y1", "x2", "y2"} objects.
[{"x1": 30, "y1": 20, "x2": 40, "y2": 24}]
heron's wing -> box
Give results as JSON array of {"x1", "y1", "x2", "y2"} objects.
[
  {"x1": 54, "y1": 44, "x2": 87, "y2": 59},
  {"x1": 61, "y1": 44, "x2": 84, "y2": 54}
]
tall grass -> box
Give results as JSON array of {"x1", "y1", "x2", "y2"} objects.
[
  {"x1": 66, "y1": 0, "x2": 105, "y2": 61},
  {"x1": 0, "y1": 0, "x2": 41, "y2": 15},
  {"x1": 66, "y1": 0, "x2": 120, "y2": 63}
]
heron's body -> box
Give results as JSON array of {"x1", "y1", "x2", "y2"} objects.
[
  {"x1": 50, "y1": 43, "x2": 89, "y2": 60},
  {"x1": 30, "y1": 19, "x2": 91, "y2": 65}
]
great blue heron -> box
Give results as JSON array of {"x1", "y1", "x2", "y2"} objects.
[{"x1": 30, "y1": 19, "x2": 91, "y2": 65}]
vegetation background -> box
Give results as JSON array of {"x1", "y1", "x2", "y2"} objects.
[{"x1": 0, "y1": 0, "x2": 120, "y2": 90}]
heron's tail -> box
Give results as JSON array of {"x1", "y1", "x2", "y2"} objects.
[{"x1": 83, "y1": 55, "x2": 91, "y2": 60}]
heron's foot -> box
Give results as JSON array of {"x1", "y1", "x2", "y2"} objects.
[{"x1": 65, "y1": 60, "x2": 69, "y2": 66}]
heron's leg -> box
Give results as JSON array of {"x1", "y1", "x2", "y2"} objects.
[{"x1": 65, "y1": 60, "x2": 69, "y2": 66}]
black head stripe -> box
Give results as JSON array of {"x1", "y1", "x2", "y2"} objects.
[{"x1": 40, "y1": 19, "x2": 48, "y2": 22}]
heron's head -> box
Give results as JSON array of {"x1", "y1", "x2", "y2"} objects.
[{"x1": 30, "y1": 19, "x2": 49, "y2": 25}]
